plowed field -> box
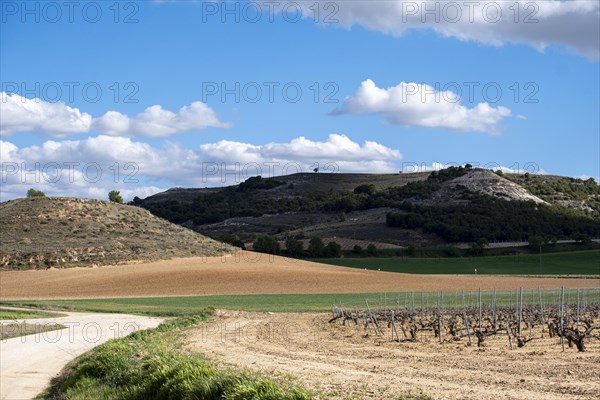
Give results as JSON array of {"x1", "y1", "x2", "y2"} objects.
[{"x1": 1, "y1": 252, "x2": 597, "y2": 299}]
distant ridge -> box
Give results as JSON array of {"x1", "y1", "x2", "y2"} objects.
[{"x1": 137, "y1": 168, "x2": 599, "y2": 247}]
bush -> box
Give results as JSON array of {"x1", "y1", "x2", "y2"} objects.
[
  {"x1": 26, "y1": 188, "x2": 45, "y2": 198},
  {"x1": 252, "y1": 236, "x2": 280, "y2": 255},
  {"x1": 223, "y1": 234, "x2": 245, "y2": 249},
  {"x1": 108, "y1": 190, "x2": 123, "y2": 204},
  {"x1": 528, "y1": 235, "x2": 545, "y2": 248},
  {"x1": 353, "y1": 184, "x2": 376, "y2": 195},
  {"x1": 284, "y1": 237, "x2": 304, "y2": 257},
  {"x1": 443, "y1": 245, "x2": 461, "y2": 257},
  {"x1": 307, "y1": 237, "x2": 325, "y2": 257},
  {"x1": 323, "y1": 241, "x2": 342, "y2": 258},
  {"x1": 366, "y1": 243, "x2": 378, "y2": 257}
]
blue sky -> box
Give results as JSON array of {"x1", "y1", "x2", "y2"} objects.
[{"x1": 1, "y1": 1, "x2": 599, "y2": 200}]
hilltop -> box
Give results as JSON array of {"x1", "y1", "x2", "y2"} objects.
[
  {"x1": 139, "y1": 168, "x2": 600, "y2": 248},
  {"x1": 0, "y1": 197, "x2": 236, "y2": 270}
]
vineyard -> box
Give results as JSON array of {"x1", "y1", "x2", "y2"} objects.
[{"x1": 330, "y1": 287, "x2": 600, "y2": 352}]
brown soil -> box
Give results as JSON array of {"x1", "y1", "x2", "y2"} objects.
[
  {"x1": 1, "y1": 253, "x2": 598, "y2": 299},
  {"x1": 186, "y1": 310, "x2": 600, "y2": 400}
]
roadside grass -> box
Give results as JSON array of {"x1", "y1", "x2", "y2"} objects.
[
  {"x1": 3, "y1": 288, "x2": 598, "y2": 316},
  {"x1": 37, "y1": 310, "x2": 310, "y2": 400},
  {"x1": 1, "y1": 322, "x2": 66, "y2": 340},
  {"x1": 312, "y1": 249, "x2": 600, "y2": 276},
  {"x1": 0, "y1": 307, "x2": 66, "y2": 320}
]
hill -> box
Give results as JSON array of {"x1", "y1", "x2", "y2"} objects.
[
  {"x1": 138, "y1": 168, "x2": 600, "y2": 248},
  {"x1": 0, "y1": 197, "x2": 236, "y2": 270}
]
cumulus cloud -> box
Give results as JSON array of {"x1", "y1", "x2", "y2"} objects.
[
  {"x1": 399, "y1": 162, "x2": 550, "y2": 175},
  {"x1": 0, "y1": 92, "x2": 92, "y2": 137},
  {"x1": 0, "y1": 92, "x2": 229, "y2": 137},
  {"x1": 0, "y1": 134, "x2": 402, "y2": 201},
  {"x1": 92, "y1": 102, "x2": 231, "y2": 137},
  {"x1": 299, "y1": 0, "x2": 600, "y2": 59},
  {"x1": 334, "y1": 79, "x2": 512, "y2": 134}
]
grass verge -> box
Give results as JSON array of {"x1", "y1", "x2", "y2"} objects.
[
  {"x1": 0, "y1": 307, "x2": 66, "y2": 320},
  {"x1": 38, "y1": 310, "x2": 310, "y2": 400},
  {"x1": 1, "y1": 322, "x2": 66, "y2": 340}
]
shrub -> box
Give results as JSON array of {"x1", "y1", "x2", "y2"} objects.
[
  {"x1": 26, "y1": 188, "x2": 45, "y2": 198},
  {"x1": 323, "y1": 241, "x2": 342, "y2": 258},
  {"x1": 307, "y1": 237, "x2": 325, "y2": 257},
  {"x1": 366, "y1": 243, "x2": 378, "y2": 257},
  {"x1": 284, "y1": 238, "x2": 304, "y2": 257},
  {"x1": 253, "y1": 236, "x2": 280, "y2": 255},
  {"x1": 108, "y1": 190, "x2": 123, "y2": 204}
]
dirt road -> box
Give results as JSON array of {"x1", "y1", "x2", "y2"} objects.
[
  {"x1": 0, "y1": 310, "x2": 163, "y2": 400},
  {"x1": 186, "y1": 311, "x2": 600, "y2": 400},
  {"x1": 1, "y1": 254, "x2": 598, "y2": 299}
]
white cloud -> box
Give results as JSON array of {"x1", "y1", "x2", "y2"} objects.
[
  {"x1": 0, "y1": 92, "x2": 229, "y2": 138},
  {"x1": 0, "y1": 92, "x2": 92, "y2": 137},
  {"x1": 399, "y1": 162, "x2": 551, "y2": 175},
  {"x1": 0, "y1": 134, "x2": 402, "y2": 201},
  {"x1": 197, "y1": 134, "x2": 402, "y2": 175},
  {"x1": 92, "y1": 102, "x2": 231, "y2": 137},
  {"x1": 299, "y1": 1, "x2": 600, "y2": 60},
  {"x1": 262, "y1": 134, "x2": 402, "y2": 160},
  {"x1": 335, "y1": 79, "x2": 512, "y2": 134}
]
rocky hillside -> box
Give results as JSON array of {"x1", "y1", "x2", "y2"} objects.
[
  {"x1": 434, "y1": 169, "x2": 547, "y2": 204},
  {"x1": 0, "y1": 197, "x2": 236, "y2": 270}
]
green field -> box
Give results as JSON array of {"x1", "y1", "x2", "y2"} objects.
[
  {"x1": 313, "y1": 250, "x2": 600, "y2": 276},
  {"x1": 0, "y1": 307, "x2": 65, "y2": 320},
  {"x1": 3, "y1": 288, "x2": 599, "y2": 316}
]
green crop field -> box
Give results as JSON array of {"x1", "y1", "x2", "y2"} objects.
[
  {"x1": 3, "y1": 287, "x2": 599, "y2": 316},
  {"x1": 312, "y1": 250, "x2": 600, "y2": 276}
]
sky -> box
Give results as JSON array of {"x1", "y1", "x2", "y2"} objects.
[{"x1": 1, "y1": 0, "x2": 599, "y2": 201}]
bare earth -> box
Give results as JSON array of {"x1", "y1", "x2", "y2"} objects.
[
  {"x1": 186, "y1": 310, "x2": 600, "y2": 400},
  {"x1": 1, "y1": 253, "x2": 598, "y2": 299}
]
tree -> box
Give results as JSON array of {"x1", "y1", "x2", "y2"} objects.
[
  {"x1": 131, "y1": 196, "x2": 143, "y2": 205},
  {"x1": 528, "y1": 235, "x2": 545, "y2": 248},
  {"x1": 323, "y1": 241, "x2": 342, "y2": 258},
  {"x1": 26, "y1": 188, "x2": 45, "y2": 198},
  {"x1": 307, "y1": 237, "x2": 325, "y2": 257},
  {"x1": 352, "y1": 245, "x2": 364, "y2": 255},
  {"x1": 253, "y1": 236, "x2": 280, "y2": 254},
  {"x1": 465, "y1": 163, "x2": 473, "y2": 170},
  {"x1": 470, "y1": 237, "x2": 488, "y2": 255},
  {"x1": 223, "y1": 234, "x2": 245, "y2": 249},
  {"x1": 108, "y1": 190, "x2": 123, "y2": 204},
  {"x1": 444, "y1": 245, "x2": 461, "y2": 257},
  {"x1": 353, "y1": 184, "x2": 376, "y2": 195},
  {"x1": 573, "y1": 233, "x2": 592, "y2": 245},
  {"x1": 313, "y1": 167, "x2": 319, "y2": 173},
  {"x1": 366, "y1": 243, "x2": 378, "y2": 257},
  {"x1": 285, "y1": 237, "x2": 304, "y2": 257}
]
